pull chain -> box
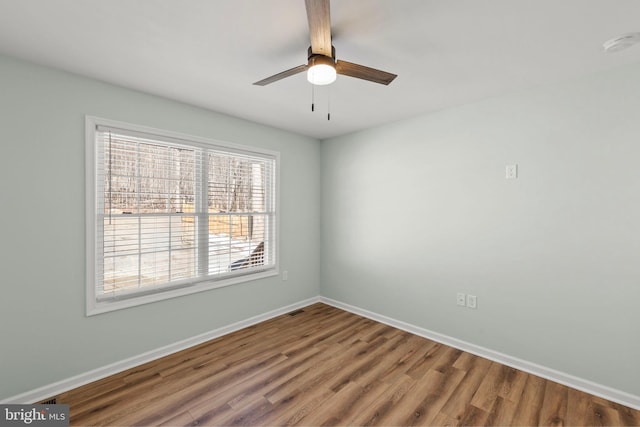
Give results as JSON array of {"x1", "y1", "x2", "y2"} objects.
[
  {"x1": 327, "y1": 85, "x2": 331, "y2": 121},
  {"x1": 311, "y1": 84, "x2": 315, "y2": 112}
]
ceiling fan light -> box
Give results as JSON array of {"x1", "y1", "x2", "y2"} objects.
[{"x1": 307, "y1": 63, "x2": 337, "y2": 85}]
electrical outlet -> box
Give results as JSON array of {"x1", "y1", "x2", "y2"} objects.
[
  {"x1": 506, "y1": 164, "x2": 518, "y2": 179},
  {"x1": 282, "y1": 270, "x2": 288, "y2": 281},
  {"x1": 466, "y1": 294, "x2": 477, "y2": 309},
  {"x1": 456, "y1": 292, "x2": 466, "y2": 307}
]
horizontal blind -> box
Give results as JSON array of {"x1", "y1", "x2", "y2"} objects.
[{"x1": 93, "y1": 125, "x2": 276, "y2": 303}]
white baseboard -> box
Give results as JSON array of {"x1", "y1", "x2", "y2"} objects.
[
  {"x1": 319, "y1": 296, "x2": 640, "y2": 411},
  {"x1": 1, "y1": 296, "x2": 321, "y2": 404},
  {"x1": 5, "y1": 294, "x2": 639, "y2": 412}
]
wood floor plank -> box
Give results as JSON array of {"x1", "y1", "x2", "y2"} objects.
[
  {"x1": 124, "y1": 353, "x2": 286, "y2": 426},
  {"x1": 616, "y1": 402, "x2": 640, "y2": 427},
  {"x1": 263, "y1": 339, "x2": 372, "y2": 404},
  {"x1": 485, "y1": 396, "x2": 519, "y2": 426},
  {"x1": 440, "y1": 353, "x2": 493, "y2": 420},
  {"x1": 69, "y1": 373, "x2": 167, "y2": 426},
  {"x1": 510, "y1": 374, "x2": 546, "y2": 426},
  {"x1": 205, "y1": 395, "x2": 275, "y2": 426},
  {"x1": 346, "y1": 374, "x2": 416, "y2": 426},
  {"x1": 457, "y1": 403, "x2": 492, "y2": 427},
  {"x1": 406, "y1": 368, "x2": 468, "y2": 427},
  {"x1": 371, "y1": 367, "x2": 466, "y2": 426},
  {"x1": 378, "y1": 337, "x2": 440, "y2": 385},
  {"x1": 157, "y1": 410, "x2": 194, "y2": 426},
  {"x1": 403, "y1": 342, "x2": 447, "y2": 380},
  {"x1": 327, "y1": 334, "x2": 406, "y2": 393},
  {"x1": 566, "y1": 387, "x2": 593, "y2": 427},
  {"x1": 355, "y1": 332, "x2": 423, "y2": 388},
  {"x1": 470, "y1": 362, "x2": 509, "y2": 412},
  {"x1": 225, "y1": 345, "x2": 326, "y2": 411},
  {"x1": 591, "y1": 397, "x2": 622, "y2": 427},
  {"x1": 253, "y1": 385, "x2": 335, "y2": 427},
  {"x1": 499, "y1": 365, "x2": 529, "y2": 403},
  {"x1": 295, "y1": 380, "x2": 389, "y2": 426},
  {"x1": 429, "y1": 411, "x2": 459, "y2": 427},
  {"x1": 431, "y1": 346, "x2": 464, "y2": 375},
  {"x1": 188, "y1": 403, "x2": 234, "y2": 427},
  {"x1": 538, "y1": 381, "x2": 569, "y2": 426},
  {"x1": 53, "y1": 303, "x2": 640, "y2": 426}
]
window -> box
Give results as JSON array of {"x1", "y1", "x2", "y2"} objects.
[{"x1": 86, "y1": 117, "x2": 278, "y2": 315}]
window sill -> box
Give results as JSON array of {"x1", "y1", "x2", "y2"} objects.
[{"x1": 86, "y1": 268, "x2": 279, "y2": 316}]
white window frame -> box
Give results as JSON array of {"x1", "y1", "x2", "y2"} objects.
[{"x1": 85, "y1": 116, "x2": 279, "y2": 316}]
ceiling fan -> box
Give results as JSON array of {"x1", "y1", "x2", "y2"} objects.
[{"x1": 253, "y1": 0, "x2": 397, "y2": 87}]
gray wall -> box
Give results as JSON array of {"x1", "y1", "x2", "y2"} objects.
[
  {"x1": 321, "y1": 63, "x2": 640, "y2": 396},
  {"x1": 0, "y1": 55, "x2": 321, "y2": 400}
]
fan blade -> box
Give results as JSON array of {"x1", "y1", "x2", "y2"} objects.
[
  {"x1": 336, "y1": 60, "x2": 397, "y2": 85},
  {"x1": 305, "y1": 0, "x2": 332, "y2": 56},
  {"x1": 253, "y1": 64, "x2": 308, "y2": 86}
]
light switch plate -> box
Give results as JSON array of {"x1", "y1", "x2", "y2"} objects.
[{"x1": 467, "y1": 294, "x2": 477, "y2": 309}]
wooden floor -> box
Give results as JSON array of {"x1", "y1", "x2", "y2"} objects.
[{"x1": 57, "y1": 303, "x2": 639, "y2": 426}]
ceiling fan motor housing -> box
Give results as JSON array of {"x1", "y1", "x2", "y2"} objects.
[{"x1": 307, "y1": 45, "x2": 336, "y2": 64}]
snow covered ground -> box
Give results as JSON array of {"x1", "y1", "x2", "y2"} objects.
[{"x1": 102, "y1": 214, "x2": 260, "y2": 291}]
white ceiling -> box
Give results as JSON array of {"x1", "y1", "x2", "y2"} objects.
[{"x1": 1, "y1": 0, "x2": 639, "y2": 139}]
